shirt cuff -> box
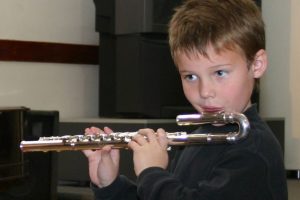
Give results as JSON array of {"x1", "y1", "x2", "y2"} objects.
[{"x1": 91, "y1": 176, "x2": 124, "y2": 199}]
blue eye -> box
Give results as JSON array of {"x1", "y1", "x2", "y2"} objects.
[
  {"x1": 184, "y1": 74, "x2": 198, "y2": 81},
  {"x1": 215, "y1": 70, "x2": 228, "y2": 77}
]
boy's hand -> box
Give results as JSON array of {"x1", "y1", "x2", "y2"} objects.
[
  {"x1": 128, "y1": 128, "x2": 169, "y2": 176},
  {"x1": 83, "y1": 127, "x2": 120, "y2": 188}
]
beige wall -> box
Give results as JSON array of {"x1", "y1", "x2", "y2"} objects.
[
  {"x1": 0, "y1": 0, "x2": 99, "y2": 119},
  {"x1": 261, "y1": 0, "x2": 300, "y2": 169},
  {"x1": 0, "y1": 0, "x2": 97, "y2": 44},
  {"x1": 288, "y1": 0, "x2": 300, "y2": 169}
]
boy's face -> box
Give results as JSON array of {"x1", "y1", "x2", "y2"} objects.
[{"x1": 176, "y1": 45, "x2": 267, "y2": 114}]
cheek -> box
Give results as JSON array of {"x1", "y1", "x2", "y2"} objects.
[
  {"x1": 182, "y1": 83, "x2": 195, "y2": 102},
  {"x1": 224, "y1": 83, "x2": 244, "y2": 97},
  {"x1": 224, "y1": 82, "x2": 253, "y2": 104}
]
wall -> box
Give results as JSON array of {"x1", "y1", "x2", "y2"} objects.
[
  {"x1": 0, "y1": 0, "x2": 99, "y2": 119},
  {"x1": 261, "y1": 0, "x2": 300, "y2": 169}
]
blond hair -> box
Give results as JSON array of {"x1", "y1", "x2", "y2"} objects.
[{"x1": 168, "y1": 0, "x2": 265, "y2": 65}]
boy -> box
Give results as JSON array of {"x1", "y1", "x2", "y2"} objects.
[{"x1": 84, "y1": 0, "x2": 288, "y2": 199}]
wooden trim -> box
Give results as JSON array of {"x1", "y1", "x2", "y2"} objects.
[{"x1": 0, "y1": 39, "x2": 98, "y2": 65}]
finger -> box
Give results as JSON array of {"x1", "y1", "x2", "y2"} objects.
[
  {"x1": 103, "y1": 126, "x2": 114, "y2": 134},
  {"x1": 102, "y1": 145, "x2": 113, "y2": 151},
  {"x1": 101, "y1": 146, "x2": 113, "y2": 163},
  {"x1": 157, "y1": 128, "x2": 169, "y2": 149},
  {"x1": 84, "y1": 127, "x2": 94, "y2": 134},
  {"x1": 83, "y1": 144, "x2": 112, "y2": 158},
  {"x1": 128, "y1": 140, "x2": 140, "y2": 151},
  {"x1": 132, "y1": 133, "x2": 148, "y2": 145},
  {"x1": 85, "y1": 127, "x2": 102, "y2": 135},
  {"x1": 144, "y1": 130, "x2": 157, "y2": 143},
  {"x1": 110, "y1": 149, "x2": 120, "y2": 166},
  {"x1": 82, "y1": 148, "x2": 101, "y2": 159},
  {"x1": 137, "y1": 128, "x2": 155, "y2": 136},
  {"x1": 156, "y1": 128, "x2": 166, "y2": 137},
  {"x1": 100, "y1": 145, "x2": 120, "y2": 167},
  {"x1": 100, "y1": 145, "x2": 114, "y2": 161},
  {"x1": 91, "y1": 127, "x2": 102, "y2": 134},
  {"x1": 137, "y1": 128, "x2": 156, "y2": 142},
  {"x1": 82, "y1": 149, "x2": 91, "y2": 156}
]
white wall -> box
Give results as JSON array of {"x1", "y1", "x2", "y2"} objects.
[
  {"x1": 0, "y1": 0, "x2": 99, "y2": 119},
  {"x1": 0, "y1": 0, "x2": 97, "y2": 44},
  {"x1": 261, "y1": 0, "x2": 300, "y2": 169}
]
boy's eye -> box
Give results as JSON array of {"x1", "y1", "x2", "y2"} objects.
[
  {"x1": 184, "y1": 74, "x2": 198, "y2": 81},
  {"x1": 215, "y1": 70, "x2": 228, "y2": 77}
]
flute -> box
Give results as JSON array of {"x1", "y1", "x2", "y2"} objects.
[{"x1": 19, "y1": 112, "x2": 250, "y2": 152}]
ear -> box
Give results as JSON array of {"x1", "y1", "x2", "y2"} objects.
[{"x1": 251, "y1": 49, "x2": 268, "y2": 78}]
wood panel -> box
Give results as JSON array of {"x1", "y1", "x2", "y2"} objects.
[{"x1": 0, "y1": 39, "x2": 98, "y2": 65}]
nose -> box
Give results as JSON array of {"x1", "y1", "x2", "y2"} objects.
[{"x1": 199, "y1": 79, "x2": 215, "y2": 99}]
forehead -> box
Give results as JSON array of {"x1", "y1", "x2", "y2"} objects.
[{"x1": 174, "y1": 44, "x2": 247, "y2": 66}]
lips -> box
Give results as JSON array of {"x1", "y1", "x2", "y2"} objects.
[{"x1": 201, "y1": 106, "x2": 224, "y2": 113}]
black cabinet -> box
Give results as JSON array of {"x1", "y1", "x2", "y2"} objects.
[
  {"x1": 98, "y1": 33, "x2": 192, "y2": 118},
  {"x1": 0, "y1": 108, "x2": 59, "y2": 200}
]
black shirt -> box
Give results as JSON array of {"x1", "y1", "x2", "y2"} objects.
[{"x1": 92, "y1": 105, "x2": 288, "y2": 200}]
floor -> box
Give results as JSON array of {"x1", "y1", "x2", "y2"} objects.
[
  {"x1": 57, "y1": 180, "x2": 300, "y2": 200},
  {"x1": 288, "y1": 180, "x2": 300, "y2": 200}
]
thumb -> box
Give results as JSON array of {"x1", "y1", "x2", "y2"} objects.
[{"x1": 100, "y1": 145, "x2": 115, "y2": 165}]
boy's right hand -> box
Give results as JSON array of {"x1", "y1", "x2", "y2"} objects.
[{"x1": 82, "y1": 126, "x2": 120, "y2": 188}]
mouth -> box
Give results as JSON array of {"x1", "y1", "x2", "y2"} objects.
[{"x1": 201, "y1": 106, "x2": 224, "y2": 113}]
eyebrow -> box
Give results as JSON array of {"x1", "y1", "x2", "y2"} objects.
[
  {"x1": 177, "y1": 63, "x2": 232, "y2": 73},
  {"x1": 178, "y1": 70, "x2": 192, "y2": 73},
  {"x1": 209, "y1": 63, "x2": 231, "y2": 68}
]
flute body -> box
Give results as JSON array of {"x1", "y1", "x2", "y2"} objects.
[{"x1": 20, "y1": 112, "x2": 250, "y2": 152}]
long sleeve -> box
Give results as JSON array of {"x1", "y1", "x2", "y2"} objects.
[
  {"x1": 136, "y1": 149, "x2": 273, "y2": 200},
  {"x1": 92, "y1": 175, "x2": 138, "y2": 200}
]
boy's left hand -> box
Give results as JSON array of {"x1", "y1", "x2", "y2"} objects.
[{"x1": 128, "y1": 128, "x2": 169, "y2": 176}]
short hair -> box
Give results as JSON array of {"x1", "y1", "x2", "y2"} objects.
[{"x1": 168, "y1": 0, "x2": 265, "y2": 65}]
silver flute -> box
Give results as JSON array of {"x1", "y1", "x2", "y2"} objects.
[{"x1": 19, "y1": 112, "x2": 250, "y2": 152}]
